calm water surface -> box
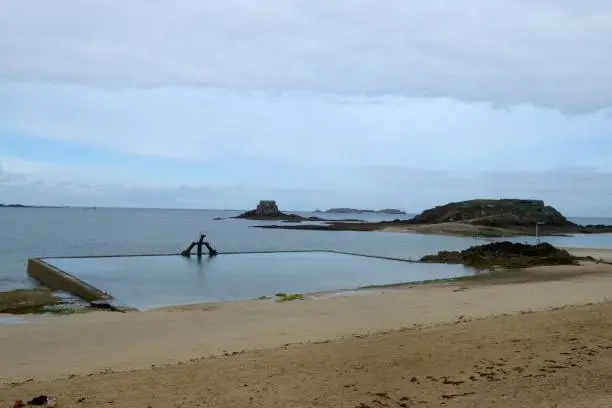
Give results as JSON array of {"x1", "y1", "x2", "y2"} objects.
[
  {"x1": 1, "y1": 207, "x2": 611, "y2": 291},
  {"x1": 47, "y1": 252, "x2": 470, "y2": 310}
]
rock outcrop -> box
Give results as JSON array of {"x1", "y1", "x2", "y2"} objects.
[
  {"x1": 420, "y1": 241, "x2": 577, "y2": 269},
  {"x1": 235, "y1": 201, "x2": 303, "y2": 221},
  {"x1": 235, "y1": 200, "x2": 370, "y2": 222},
  {"x1": 234, "y1": 200, "x2": 322, "y2": 221}
]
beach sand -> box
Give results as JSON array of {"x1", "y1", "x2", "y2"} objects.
[
  {"x1": 380, "y1": 221, "x2": 509, "y2": 236},
  {"x1": 566, "y1": 247, "x2": 612, "y2": 262},
  {"x1": 2, "y1": 259, "x2": 612, "y2": 407}
]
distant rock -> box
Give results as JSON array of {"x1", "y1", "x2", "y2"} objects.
[
  {"x1": 378, "y1": 208, "x2": 408, "y2": 215},
  {"x1": 325, "y1": 208, "x2": 376, "y2": 214},
  {"x1": 234, "y1": 200, "x2": 371, "y2": 222},
  {"x1": 0, "y1": 203, "x2": 28, "y2": 208},
  {"x1": 325, "y1": 207, "x2": 407, "y2": 215},
  {"x1": 235, "y1": 200, "x2": 322, "y2": 221}
]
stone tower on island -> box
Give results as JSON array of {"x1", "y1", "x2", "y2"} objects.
[{"x1": 254, "y1": 200, "x2": 281, "y2": 217}]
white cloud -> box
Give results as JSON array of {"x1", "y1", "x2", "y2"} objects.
[
  {"x1": 0, "y1": 165, "x2": 12, "y2": 183},
  {"x1": 1, "y1": 1, "x2": 612, "y2": 112},
  {"x1": 3, "y1": 157, "x2": 612, "y2": 215},
  {"x1": 0, "y1": 160, "x2": 27, "y2": 184},
  {"x1": 2, "y1": 1, "x2": 612, "y2": 214},
  {"x1": 2, "y1": 84, "x2": 611, "y2": 168}
]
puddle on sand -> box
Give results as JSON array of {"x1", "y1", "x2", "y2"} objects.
[
  {"x1": 310, "y1": 288, "x2": 389, "y2": 300},
  {"x1": 0, "y1": 315, "x2": 31, "y2": 325}
]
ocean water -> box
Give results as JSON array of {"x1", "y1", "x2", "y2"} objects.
[{"x1": 1, "y1": 207, "x2": 611, "y2": 291}]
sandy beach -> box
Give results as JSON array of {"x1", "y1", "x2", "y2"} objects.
[
  {"x1": 380, "y1": 221, "x2": 512, "y2": 237},
  {"x1": 2, "y1": 253, "x2": 612, "y2": 407},
  {"x1": 565, "y1": 247, "x2": 612, "y2": 262}
]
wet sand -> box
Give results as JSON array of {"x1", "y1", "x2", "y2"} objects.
[
  {"x1": 2, "y1": 261, "x2": 612, "y2": 407},
  {"x1": 380, "y1": 221, "x2": 514, "y2": 237},
  {"x1": 565, "y1": 247, "x2": 612, "y2": 262}
]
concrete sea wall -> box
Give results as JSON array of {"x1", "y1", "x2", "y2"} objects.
[{"x1": 27, "y1": 258, "x2": 110, "y2": 303}]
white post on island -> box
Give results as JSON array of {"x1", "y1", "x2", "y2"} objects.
[{"x1": 535, "y1": 222, "x2": 545, "y2": 244}]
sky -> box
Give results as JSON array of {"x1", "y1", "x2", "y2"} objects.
[{"x1": 1, "y1": 1, "x2": 612, "y2": 215}]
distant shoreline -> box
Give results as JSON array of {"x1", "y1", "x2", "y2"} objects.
[
  {"x1": 0, "y1": 204, "x2": 609, "y2": 219},
  {"x1": 254, "y1": 220, "x2": 612, "y2": 237},
  {"x1": 0, "y1": 204, "x2": 68, "y2": 209},
  {"x1": 319, "y1": 207, "x2": 407, "y2": 215}
]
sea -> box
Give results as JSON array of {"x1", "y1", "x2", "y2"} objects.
[{"x1": 2, "y1": 207, "x2": 612, "y2": 292}]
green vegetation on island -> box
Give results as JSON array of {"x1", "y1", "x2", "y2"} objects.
[{"x1": 405, "y1": 199, "x2": 570, "y2": 226}]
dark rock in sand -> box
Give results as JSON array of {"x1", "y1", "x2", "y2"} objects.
[
  {"x1": 0, "y1": 289, "x2": 62, "y2": 314},
  {"x1": 420, "y1": 241, "x2": 578, "y2": 269}
]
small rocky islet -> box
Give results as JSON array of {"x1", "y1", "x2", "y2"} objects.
[{"x1": 232, "y1": 200, "x2": 362, "y2": 222}]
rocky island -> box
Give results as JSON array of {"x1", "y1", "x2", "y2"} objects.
[
  {"x1": 234, "y1": 200, "x2": 361, "y2": 222},
  {"x1": 0, "y1": 203, "x2": 66, "y2": 208},
  {"x1": 254, "y1": 198, "x2": 612, "y2": 237},
  {"x1": 324, "y1": 208, "x2": 407, "y2": 215},
  {"x1": 234, "y1": 200, "x2": 309, "y2": 221}
]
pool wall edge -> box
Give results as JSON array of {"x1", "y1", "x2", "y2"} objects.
[
  {"x1": 38, "y1": 250, "x2": 420, "y2": 263},
  {"x1": 27, "y1": 258, "x2": 111, "y2": 303},
  {"x1": 24, "y1": 251, "x2": 433, "y2": 311}
]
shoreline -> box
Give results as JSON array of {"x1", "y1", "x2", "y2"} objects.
[
  {"x1": 152, "y1": 258, "x2": 612, "y2": 311},
  {"x1": 5, "y1": 300, "x2": 612, "y2": 407},
  {"x1": 254, "y1": 220, "x2": 612, "y2": 237},
  {"x1": 2, "y1": 259, "x2": 612, "y2": 383}
]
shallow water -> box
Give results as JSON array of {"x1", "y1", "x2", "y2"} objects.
[
  {"x1": 46, "y1": 252, "x2": 471, "y2": 310},
  {"x1": 2, "y1": 207, "x2": 612, "y2": 291},
  {"x1": 0, "y1": 315, "x2": 31, "y2": 325},
  {"x1": 0, "y1": 207, "x2": 476, "y2": 290}
]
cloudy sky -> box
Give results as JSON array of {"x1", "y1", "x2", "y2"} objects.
[{"x1": 1, "y1": 1, "x2": 612, "y2": 215}]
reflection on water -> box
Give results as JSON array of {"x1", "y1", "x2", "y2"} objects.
[{"x1": 0, "y1": 315, "x2": 31, "y2": 325}]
